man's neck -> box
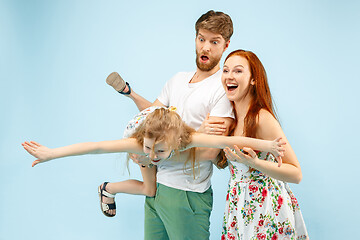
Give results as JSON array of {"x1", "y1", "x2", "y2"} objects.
[{"x1": 190, "y1": 65, "x2": 220, "y2": 83}]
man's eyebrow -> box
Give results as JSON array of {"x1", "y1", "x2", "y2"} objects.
[
  {"x1": 198, "y1": 34, "x2": 221, "y2": 41},
  {"x1": 198, "y1": 33, "x2": 221, "y2": 41}
]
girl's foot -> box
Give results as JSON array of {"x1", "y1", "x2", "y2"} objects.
[
  {"x1": 98, "y1": 182, "x2": 116, "y2": 217},
  {"x1": 106, "y1": 72, "x2": 131, "y2": 95}
]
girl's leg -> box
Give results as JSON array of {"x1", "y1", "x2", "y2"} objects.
[{"x1": 100, "y1": 166, "x2": 157, "y2": 216}]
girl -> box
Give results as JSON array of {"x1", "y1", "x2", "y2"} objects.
[
  {"x1": 22, "y1": 107, "x2": 285, "y2": 218},
  {"x1": 216, "y1": 50, "x2": 308, "y2": 239}
]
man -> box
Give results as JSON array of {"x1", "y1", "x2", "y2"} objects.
[{"x1": 108, "y1": 10, "x2": 234, "y2": 240}]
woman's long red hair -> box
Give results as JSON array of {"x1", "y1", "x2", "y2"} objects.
[{"x1": 217, "y1": 49, "x2": 278, "y2": 168}]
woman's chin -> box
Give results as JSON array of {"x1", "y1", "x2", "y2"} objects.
[{"x1": 226, "y1": 93, "x2": 238, "y2": 102}]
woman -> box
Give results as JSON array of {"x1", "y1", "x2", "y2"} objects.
[{"x1": 215, "y1": 50, "x2": 309, "y2": 239}]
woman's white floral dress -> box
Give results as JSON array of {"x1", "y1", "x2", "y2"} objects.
[{"x1": 221, "y1": 151, "x2": 308, "y2": 240}]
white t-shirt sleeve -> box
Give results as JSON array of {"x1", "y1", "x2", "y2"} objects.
[
  {"x1": 157, "y1": 74, "x2": 178, "y2": 107},
  {"x1": 209, "y1": 84, "x2": 234, "y2": 118}
]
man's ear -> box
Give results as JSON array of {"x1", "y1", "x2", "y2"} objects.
[{"x1": 223, "y1": 40, "x2": 230, "y2": 52}]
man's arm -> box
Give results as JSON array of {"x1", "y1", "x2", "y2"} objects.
[{"x1": 196, "y1": 116, "x2": 234, "y2": 162}]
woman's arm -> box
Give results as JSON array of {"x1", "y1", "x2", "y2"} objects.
[
  {"x1": 22, "y1": 138, "x2": 143, "y2": 167},
  {"x1": 225, "y1": 110, "x2": 302, "y2": 184}
]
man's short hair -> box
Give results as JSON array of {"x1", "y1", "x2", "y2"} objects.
[{"x1": 195, "y1": 10, "x2": 233, "y2": 42}]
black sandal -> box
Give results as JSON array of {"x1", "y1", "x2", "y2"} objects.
[
  {"x1": 98, "y1": 182, "x2": 116, "y2": 217},
  {"x1": 106, "y1": 72, "x2": 132, "y2": 95}
]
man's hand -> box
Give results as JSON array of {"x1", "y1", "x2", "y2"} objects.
[
  {"x1": 198, "y1": 113, "x2": 227, "y2": 135},
  {"x1": 129, "y1": 153, "x2": 152, "y2": 168}
]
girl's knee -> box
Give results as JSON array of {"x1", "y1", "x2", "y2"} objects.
[{"x1": 144, "y1": 188, "x2": 156, "y2": 197}]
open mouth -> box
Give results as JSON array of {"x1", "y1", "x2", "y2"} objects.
[
  {"x1": 227, "y1": 83, "x2": 238, "y2": 92},
  {"x1": 151, "y1": 159, "x2": 161, "y2": 163},
  {"x1": 200, "y1": 55, "x2": 209, "y2": 63}
]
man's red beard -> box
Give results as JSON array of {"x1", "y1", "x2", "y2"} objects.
[{"x1": 195, "y1": 51, "x2": 222, "y2": 71}]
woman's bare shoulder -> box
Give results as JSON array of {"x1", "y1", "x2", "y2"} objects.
[{"x1": 257, "y1": 109, "x2": 282, "y2": 139}]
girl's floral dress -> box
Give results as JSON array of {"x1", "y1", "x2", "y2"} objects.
[{"x1": 221, "y1": 151, "x2": 308, "y2": 240}]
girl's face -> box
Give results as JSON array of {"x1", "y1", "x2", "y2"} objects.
[
  {"x1": 143, "y1": 137, "x2": 173, "y2": 165},
  {"x1": 221, "y1": 55, "x2": 254, "y2": 102}
]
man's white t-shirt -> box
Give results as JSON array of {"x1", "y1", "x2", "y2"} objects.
[{"x1": 156, "y1": 70, "x2": 234, "y2": 192}]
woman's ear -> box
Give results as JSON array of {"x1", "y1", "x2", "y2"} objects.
[{"x1": 250, "y1": 79, "x2": 255, "y2": 85}]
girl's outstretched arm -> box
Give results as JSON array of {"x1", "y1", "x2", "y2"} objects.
[
  {"x1": 188, "y1": 133, "x2": 285, "y2": 163},
  {"x1": 22, "y1": 138, "x2": 143, "y2": 167}
]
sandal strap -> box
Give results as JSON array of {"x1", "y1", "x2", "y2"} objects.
[
  {"x1": 101, "y1": 202, "x2": 116, "y2": 211},
  {"x1": 100, "y1": 182, "x2": 116, "y2": 198},
  {"x1": 119, "y1": 82, "x2": 131, "y2": 95}
]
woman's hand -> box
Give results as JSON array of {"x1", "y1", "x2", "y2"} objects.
[
  {"x1": 198, "y1": 113, "x2": 226, "y2": 135},
  {"x1": 224, "y1": 144, "x2": 284, "y2": 168},
  {"x1": 224, "y1": 146, "x2": 260, "y2": 167},
  {"x1": 22, "y1": 141, "x2": 53, "y2": 167}
]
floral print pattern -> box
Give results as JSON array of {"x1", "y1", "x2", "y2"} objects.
[{"x1": 222, "y1": 152, "x2": 308, "y2": 239}]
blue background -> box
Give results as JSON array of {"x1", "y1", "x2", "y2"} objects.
[{"x1": 1, "y1": 0, "x2": 359, "y2": 239}]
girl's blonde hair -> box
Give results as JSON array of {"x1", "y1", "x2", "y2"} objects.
[{"x1": 130, "y1": 108, "x2": 197, "y2": 175}]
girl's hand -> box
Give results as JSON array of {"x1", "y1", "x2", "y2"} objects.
[
  {"x1": 270, "y1": 137, "x2": 285, "y2": 167},
  {"x1": 198, "y1": 113, "x2": 226, "y2": 135},
  {"x1": 22, "y1": 141, "x2": 53, "y2": 167},
  {"x1": 224, "y1": 146, "x2": 259, "y2": 166}
]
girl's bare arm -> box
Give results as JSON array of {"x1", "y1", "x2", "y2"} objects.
[
  {"x1": 22, "y1": 138, "x2": 143, "y2": 167},
  {"x1": 188, "y1": 132, "x2": 285, "y2": 162}
]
